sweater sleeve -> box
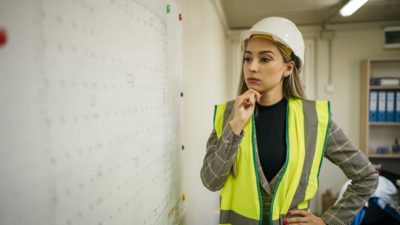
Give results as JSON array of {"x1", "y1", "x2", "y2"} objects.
[
  {"x1": 320, "y1": 120, "x2": 379, "y2": 225},
  {"x1": 200, "y1": 122, "x2": 244, "y2": 192}
]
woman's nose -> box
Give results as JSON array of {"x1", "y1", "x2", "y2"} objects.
[{"x1": 249, "y1": 60, "x2": 259, "y2": 72}]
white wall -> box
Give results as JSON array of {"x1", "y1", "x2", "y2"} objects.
[
  {"x1": 0, "y1": 1, "x2": 184, "y2": 225},
  {"x1": 180, "y1": 0, "x2": 230, "y2": 224}
]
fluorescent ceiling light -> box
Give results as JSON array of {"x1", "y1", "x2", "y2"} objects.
[{"x1": 339, "y1": 0, "x2": 368, "y2": 17}]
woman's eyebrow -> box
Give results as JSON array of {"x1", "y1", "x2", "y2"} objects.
[
  {"x1": 258, "y1": 50, "x2": 274, "y2": 55},
  {"x1": 244, "y1": 50, "x2": 274, "y2": 55}
]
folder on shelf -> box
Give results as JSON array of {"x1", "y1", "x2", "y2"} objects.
[
  {"x1": 396, "y1": 91, "x2": 400, "y2": 122},
  {"x1": 369, "y1": 91, "x2": 378, "y2": 122},
  {"x1": 378, "y1": 91, "x2": 386, "y2": 122},
  {"x1": 380, "y1": 78, "x2": 400, "y2": 86},
  {"x1": 386, "y1": 91, "x2": 395, "y2": 122}
]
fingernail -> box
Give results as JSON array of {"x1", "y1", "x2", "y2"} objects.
[{"x1": 282, "y1": 219, "x2": 288, "y2": 225}]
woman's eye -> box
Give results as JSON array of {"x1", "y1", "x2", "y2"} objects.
[
  {"x1": 260, "y1": 58, "x2": 270, "y2": 63},
  {"x1": 243, "y1": 57, "x2": 251, "y2": 63}
]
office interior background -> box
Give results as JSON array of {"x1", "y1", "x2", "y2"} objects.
[{"x1": 0, "y1": 0, "x2": 400, "y2": 225}]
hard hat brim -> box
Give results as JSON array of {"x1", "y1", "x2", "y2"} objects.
[{"x1": 240, "y1": 31, "x2": 287, "y2": 48}]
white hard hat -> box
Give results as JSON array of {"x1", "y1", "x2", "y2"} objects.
[{"x1": 240, "y1": 17, "x2": 305, "y2": 69}]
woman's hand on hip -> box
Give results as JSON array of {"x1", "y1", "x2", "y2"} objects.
[
  {"x1": 283, "y1": 210, "x2": 327, "y2": 225},
  {"x1": 229, "y1": 89, "x2": 261, "y2": 135}
]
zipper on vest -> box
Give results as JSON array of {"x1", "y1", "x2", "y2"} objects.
[
  {"x1": 269, "y1": 101, "x2": 290, "y2": 225},
  {"x1": 251, "y1": 115, "x2": 263, "y2": 225}
]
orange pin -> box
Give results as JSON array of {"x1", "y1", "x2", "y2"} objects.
[{"x1": 181, "y1": 194, "x2": 186, "y2": 201}]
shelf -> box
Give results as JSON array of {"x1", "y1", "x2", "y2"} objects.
[
  {"x1": 368, "y1": 153, "x2": 400, "y2": 158},
  {"x1": 370, "y1": 122, "x2": 400, "y2": 126},
  {"x1": 368, "y1": 58, "x2": 400, "y2": 63},
  {"x1": 369, "y1": 86, "x2": 400, "y2": 90},
  {"x1": 360, "y1": 58, "x2": 400, "y2": 160}
]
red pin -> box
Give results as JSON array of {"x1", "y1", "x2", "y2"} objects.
[
  {"x1": 0, "y1": 27, "x2": 7, "y2": 47},
  {"x1": 178, "y1": 13, "x2": 182, "y2": 21}
]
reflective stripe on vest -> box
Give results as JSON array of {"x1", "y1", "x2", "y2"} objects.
[
  {"x1": 213, "y1": 98, "x2": 331, "y2": 225},
  {"x1": 214, "y1": 102, "x2": 262, "y2": 225}
]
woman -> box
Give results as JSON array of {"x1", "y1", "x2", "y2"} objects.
[{"x1": 200, "y1": 17, "x2": 378, "y2": 225}]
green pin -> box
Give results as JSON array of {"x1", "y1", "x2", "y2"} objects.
[{"x1": 166, "y1": 4, "x2": 171, "y2": 13}]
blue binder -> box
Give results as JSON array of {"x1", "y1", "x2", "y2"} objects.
[
  {"x1": 369, "y1": 91, "x2": 378, "y2": 122},
  {"x1": 377, "y1": 91, "x2": 386, "y2": 122},
  {"x1": 396, "y1": 91, "x2": 400, "y2": 122},
  {"x1": 386, "y1": 91, "x2": 395, "y2": 122}
]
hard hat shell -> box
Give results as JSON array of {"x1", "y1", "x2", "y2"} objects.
[{"x1": 240, "y1": 17, "x2": 305, "y2": 69}]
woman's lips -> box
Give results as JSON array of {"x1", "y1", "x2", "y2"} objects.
[{"x1": 247, "y1": 78, "x2": 260, "y2": 83}]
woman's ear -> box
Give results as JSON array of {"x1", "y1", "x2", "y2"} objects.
[{"x1": 284, "y1": 61, "x2": 295, "y2": 77}]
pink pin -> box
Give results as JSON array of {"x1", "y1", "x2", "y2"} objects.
[{"x1": 0, "y1": 27, "x2": 7, "y2": 47}]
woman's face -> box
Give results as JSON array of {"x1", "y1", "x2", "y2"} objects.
[{"x1": 243, "y1": 38, "x2": 293, "y2": 95}]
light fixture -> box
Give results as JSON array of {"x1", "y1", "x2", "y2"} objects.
[{"x1": 339, "y1": 0, "x2": 368, "y2": 17}]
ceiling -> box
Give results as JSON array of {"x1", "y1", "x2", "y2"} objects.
[{"x1": 219, "y1": 0, "x2": 400, "y2": 29}]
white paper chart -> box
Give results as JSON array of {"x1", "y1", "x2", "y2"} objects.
[{"x1": 0, "y1": 0, "x2": 183, "y2": 225}]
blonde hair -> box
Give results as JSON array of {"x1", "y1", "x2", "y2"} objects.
[{"x1": 237, "y1": 38, "x2": 306, "y2": 100}]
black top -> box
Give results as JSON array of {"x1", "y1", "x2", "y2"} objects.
[{"x1": 255, "y1": 98, "x2": 287, "y2": 182}]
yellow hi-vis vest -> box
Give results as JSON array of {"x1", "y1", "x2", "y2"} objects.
[{"x1": 213, "y1": 98, "x2": 331, "y2": 225}]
